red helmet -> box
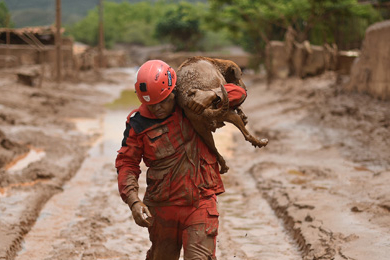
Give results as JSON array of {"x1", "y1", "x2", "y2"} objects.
[{"x1": 135, "y1": 60, "x2": 176, "y2": 105}]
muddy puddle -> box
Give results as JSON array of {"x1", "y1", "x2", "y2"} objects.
[
  {"x1": 5, "y1": 148, "x2": 46, "y2": 173},
  {"x1": 1, "y1": 147, "x2": 46, "y2": 198}
]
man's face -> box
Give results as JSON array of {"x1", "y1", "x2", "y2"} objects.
[{"x1": 147, "y1": 93, "x2": 176, "y2": 119}]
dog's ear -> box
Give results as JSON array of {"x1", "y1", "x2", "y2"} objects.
[{"x1": 225, "y1": 64, "x2": 242, "y2": 83}]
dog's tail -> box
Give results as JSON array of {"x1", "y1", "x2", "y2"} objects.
[{"x1": 202, "y1": 84, "x2": 229, "y2": 118}]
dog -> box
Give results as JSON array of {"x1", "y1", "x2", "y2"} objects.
[{"x1": 175, "y1": 56, "x2": 268, "y2": 173}]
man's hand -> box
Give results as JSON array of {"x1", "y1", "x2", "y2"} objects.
[
  {"x1": 187, "y1": 89, "x2": 218, "y2": 114},
  {"x1": 130, "y1": 201, "x2": 152, "y2": 228}
]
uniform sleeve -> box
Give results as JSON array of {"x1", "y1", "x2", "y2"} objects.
[
  {"x1": 224, "y1": 83, "x2": 247, "y2": 108},
  {"x1": 115, "y1": 118, "x2": 143, "y2": 207}
]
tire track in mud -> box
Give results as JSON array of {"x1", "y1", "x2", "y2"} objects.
[
  {"x1": 15, "y1": 111, "x2": 151, "y2": 260},
  {"x1": 15, "y1": 115, "x2": 302, "y2": 260},
  {"x1": 13, "y1": 71, "x2": 390, "y2": 260},
  {"x1": 215, "y1": 126, "x2": 301, "y2": 260},
  {"x1": 0, "y1": 68, "x2": 133, "y2": 260},
  {"x1": 239, "y1": 73, "x2": 390, "y2": 260}
]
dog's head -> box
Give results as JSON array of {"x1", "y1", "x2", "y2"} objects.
[
  {"x1": 213, "y1": 59, "x2": 246, "y2": 91},
  {"x1": 179, "y1": 56, "x2": 247, "y2": 90}
]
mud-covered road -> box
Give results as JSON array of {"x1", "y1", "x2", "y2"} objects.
[{"x1": 1, "y1": 67, "x2": 389, "y2": 260}]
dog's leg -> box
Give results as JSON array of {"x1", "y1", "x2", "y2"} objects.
[
  {"x1": 186, "y1": 118, "x2": 229, "y2": 173},
  {"x1": 199, "y1": 130, "x2": 229, "y2": 174},
  {"x1": 225, "y1": 110, "x2": 268, "y2": 148},
  {"x1": 235, "y1": 106, "x2": 248, "y2": 125}
]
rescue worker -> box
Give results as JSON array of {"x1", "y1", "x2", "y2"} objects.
[{"x1": 115, "y1": 60, "x2": 247, "y2": 260}]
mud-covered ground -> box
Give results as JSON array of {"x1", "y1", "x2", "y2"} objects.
[
  {"x1": 241, "y1": 73, "x2": 390, "y2": 259},
  {"x1": 0, "y1": 65, "x2": 389, "y2": 260},
  {"x1": 0, "y1": 67, "x2": 132, "y2": 259}
]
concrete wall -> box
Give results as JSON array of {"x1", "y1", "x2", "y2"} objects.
[
  {"x1": 266, "y1": 39, "x2": 361, "y2": 81},
  {"x1": 148, "y1": 52, "x2": 251, "y2": 71},
  {"x1": 266, "y1": 41, "x2": 289, "y2": 78},
  {"x1": 0, "y1": 45, "x2": 38, "y2": 66},
  {"x1": 0, "y1": 45, "x2": 73, "y2": 68},
  {"x1": 336, "y1": 50, "x2": 359, "y2": 76},
  {"x1": 266, "y1": 40, "x2": 341, "y2": 79},
  {"x1": 298, "y1": 43, "x2": 326, "y2": 78},
  {"x1": 347, "y1": 20, "x2": 390, "y2": 100}
]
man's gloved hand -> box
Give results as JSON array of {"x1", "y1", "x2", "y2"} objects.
[
  {"x1": 130, "y1": 201, "x2": 153, "y2": 228},
  {"x1": 187, "y1": 89, "x2": 218, "y2": 115}
]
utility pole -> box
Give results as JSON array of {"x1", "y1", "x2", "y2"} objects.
[
  {"x1": 5, "y1": 14, "x2": 10, "y2": 68},
  {"x1": 98, "y1": 0, "x2": 105, "y2": 68},
  {"x1": 56, "y1": 0, "x2": 62, "y2": 83}
]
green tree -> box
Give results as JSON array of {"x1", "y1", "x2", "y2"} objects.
[
  {"x1": 67, "y1": 8, "x2": 99, "y2": 46},
  {"x1": 64, "y1": 1, "x2": 232, "y2": 52},
  {"x1": 207, "y1": 0, "x2": 382, "y2": 67},
  {"x1": 67, "y1": 1, "x2": 171, "y2": 48},
  {"x1": 154, "y1": 2, "x2": 205, "y2": 51},
  {"x1": 0, "y1": 0, "x2": 14, "y2": 28},
  {"x1": 207, "y1": 0, "x2": 279, "y2": 67},
  {"x1": 291, "y1": 0, "x2": 381, "y2": 48}
]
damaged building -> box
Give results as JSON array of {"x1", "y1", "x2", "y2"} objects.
[{"x1": 0, "y1": 26, "x2": 73, "y2": 68}]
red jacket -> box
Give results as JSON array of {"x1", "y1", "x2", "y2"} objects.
[{"x1": 116, "y1": 84, "x2": 246, "y2": 207}]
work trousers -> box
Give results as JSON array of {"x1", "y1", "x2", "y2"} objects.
[{"x1": 146, "y1": 196, "x2": 219, "y2": 260}]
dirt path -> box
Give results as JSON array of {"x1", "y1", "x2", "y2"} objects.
[
  {"x1": 2, "y1": 67, "x2": 390, "y2": 260},
  {"x1": 15, "y1": 110, "x2": 151, "y2": 260},
  {"x1": 13, "y1": 70, "x2": 301, "y2": 259},
  {"x1": 0, "y1": 67, "x2": 134, "y2": 260},
  {"x1": 240, "y1": 73, "x2": 390, "y2": 260},
  {"x1": 215, "y1": 127, "x2": 300, "y2": 260}
]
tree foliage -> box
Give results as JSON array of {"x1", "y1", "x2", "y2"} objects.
[
  {"x1": 155, "y1": 2, "x2": 205, "y2": 51},
  {"x1": 67, "y1": 1, "x2": 175, "y2": 48},
  {"x1": 0, "y1": 0, "x2": 13, "y2": 28},
  {"x1": 67, "y1": 1, "x2": 213, "y2": 51},
  {"x1": 64, "y1": 0, "x2": 383, "y2": 61},
  {"x1": 207, "y1": 0, "x2": 382, "y2": 66}
]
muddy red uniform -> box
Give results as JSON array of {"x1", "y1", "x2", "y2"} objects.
[{"x1": 116, "y1": 61, "x2": 246, "y2": 260}]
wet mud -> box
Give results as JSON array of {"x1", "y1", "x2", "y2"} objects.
[
  {"x1": 239, "y1": 73, "x2": 390, "y2": 259},
  {"x1": 1, "y1": 67, "x2": 389, "y2": 260},
  {"x1": 0, "y1": 68, "x2": 133, "y2": 260}
]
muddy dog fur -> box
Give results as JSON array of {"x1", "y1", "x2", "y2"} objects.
[{"x1": 176, "y1": 56, "x2": 268, "y2": 173}]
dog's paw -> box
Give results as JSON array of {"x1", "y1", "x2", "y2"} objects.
[
  {"x1": 250, "y1": 138, "x2": 268, "y2": 148},
  {"x1": 219, "y1": 166, "x2": 229, "y2": 174},
  {"x1": 220, "y1": 165, "x2": 229, "y2": 174},
  {"x1": 259, "y1": 138, "x2": 268, "y2": 147}
]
